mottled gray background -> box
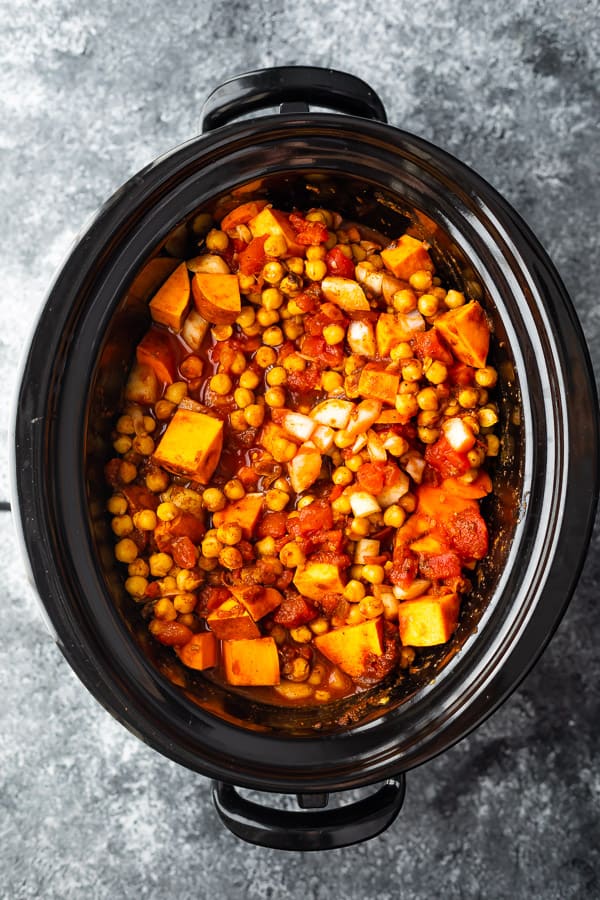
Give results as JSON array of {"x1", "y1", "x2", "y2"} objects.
[{"x1": 1, "y1": 1, "x2": 599, "y2": 898}]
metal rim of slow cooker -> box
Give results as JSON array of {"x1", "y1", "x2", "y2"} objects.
[{"x1": 12, "y1": 111, "x2": 599, "y2": 793}]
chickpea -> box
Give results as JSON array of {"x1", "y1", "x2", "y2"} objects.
[
  {"x1": 362, "y1": 564, "x2": 385, "y2": 585},
  {"x1": 279, "y1": 541, "x2": 306, "y2": 568},
  {"x1": 154, "y1": 598, "x2": 177, "y2": 621},
  {"x1": 128, "y1": 558, "x2": 149, "y2": 578},
  {"x1": 306, "y1": 245, "x2": 327, "y2": 260},
  {"x1": 424, "y1": 360, "x2": 448, "y2": 385},
  {"x1": 216, "y1": 522, "x2": 243, "y2": 545},
  {"x1": 264, "y1": 233, "x2": 288, "y2": 257},
  {"x1": 265, "y1": 386, "x2": 286, "y2": 408},
  {"x1": 262, "y1": 325, "x2": 283, "y2": 347},
  {"x1": 478, "y1": 406, "x2": 499, "y2": 428},
  {"x1": 219, "y1": 547, "x2": 243, "y2": 569},
  {"x1": 165, "y1": 381, "x2": 188, "y2": 404},
  {"x1": 290, "y1": 626, "x2": 312, "y2": 644},
  {"x1": 107, "y1": 494, "x2": 127, "y2": 515},
  {"x1": 156, "y1": 501, "x2": 178, "y2": 522},
  {"x1": 146, "y1": 469, "x2": 170, "y2": 493},
  {"x1": 445, "y1": 289, "x2": 466, "y2": 309},
  {"x1": 116, "y1": 414, "x2": 135, "y2": 435},
  {"x1": 180, "y1": 356, "x2": 204, "y2": 380},
  {"x1": 359, "y1": 596, "x2": 384, "y2": 618},
  {"x1": 234, "y1": 387, "x2": 254, "y2": 408},
  {"x1": 155, "y1": 399, "x2": 175, "y2": 420},
  {"x1": 124, "y1": 576, "x2": 148, "y2": 599},
  {"x1": 201, "y1": 534, "x2": 223, "y2": 559},
  {"x1": 132, "y1": 435, "x2": 154, "y2": 456},
  {"x1": 255, "y1": 346, "x2": 277, "y2": 368},
  {"x1": 344, "y1": 579, "x2": 366, "y2": 603},
  {"x1": 257, "y1": 308, "x2": 279, "y2": 327},
  {"x1": 332, "y1": 494, "x2": 352, "y2": 515},
  {"x1": 418, "y1": 426, "x2": 440, "y2": 444},
  {"x1": 283, "y1": 353, "x2": 306, "y2": 373},
  {"x1": 417, "y1": 386, "x2": 439, "y2": 411},
  {"x1": 206, "y1": 229, "x2": 229, "y2": 252},
  {"x1": 286, "y1": 257, "x2": 305, "y2": 276},
  {"x1": 418, "y1": 410, "x2": 440, "y2": 428},
  {"x1": 149, "y1": 552, "x2": 173, "y2": 577},
  {"x1": 332, "y1": 466, "x2": 353, "y2": 486},
  {"x1": 486, "y1": 434, "x2": 501, "y2": 456},
  {"x1": 458, "y1": 387, "x2": 480, "y2": 409},
  {"x1": 202, "y1": 487, "x2": 226, "y2": 512},
  {"x1": 283, "y1": 319, "x2": 304, "y2": 340},
  {"x1": 224, "y1": 478, "x2": 246, "y2": 501},
  {"x1": 239, "y1": 369, "x2": 260, "y2": 390},
  {"x1": 176, "y1": 569, "x2": 202, "y2": 592},
  {"x1": 255, "y1": 536, "x2": 276, "y2": 557},
  {"x1": 142, "y1": 416, "x2": 156, "y2": 433},
  {"x1": 238, "y1": 273, "x2": 255, "y2": 294},
  {"x1": 348, "y1": 517, "x2": 370, "y2": 538},
  {"x1": 173, "y1": 593, "x2": 197, "y2": 614},
  {"x1": 261, "y1": 287, "x2": 284, "y2": 310},
  {"x1": 114, "y1": 538, "x2": 138, "y2": 564},
  {"x1": 409, "y1": 269, "x2": 433, "y2": 292},
  {"x1": 392, "y1": 289, "x2": 417, "y2": 313},
  {"x1": 229, "y1": 351, "x2": 247, "y2": 376},
  {"x1": 296, "y1": 495, "x2": 315, "y2": 510},
  {"x1": 475, "y1": 366, "x2": 498, "y2": 388},
  {"x1": 391, "y1": 342, "x2": 414, "y2": 361},
  {"x1": 266, "y1": 366, "x2": 287, "y2": 386},
  {"x1": 265, "y1": 488, "x2": 290, "y2": 511},
  {"x1": 385, "y1": 435, "x2": 409, "y2": 457},
  {"x1": 262, "y1": 261, "x2": 285, "y2": 284},
  {"x1": 400, "y1": 493, "x2": 417, "y2": 513},
  {"x1": 322, "y1": 323, "x2": 345, "y2": 345},
  {"x1": 401, "y1": 360, "x2": 423, "y2": 382},
  {"x1": 334, "y1": 430, "x2": 355, "y2": 449},
  {"x1": 209, "y1": 373, "x2": 232, "y2": 396},
  {"x1": 279, "y1": 273, "x2": 302, "y2": 295},
  {"x1": 395, "y1": 394, "x2": 419, "y2": 418},
  {"x1": 244, "y1": 404, "x2": 266, "y2": 427},
  {"x1": 118, "y1": 461, "x2": 137, "y2": 484},
  {"x1": 304, "y1": 259, "x2": 327, "y2": 281},
  {"x1": 383, "y1": 504, "x2": 406, "y2": 528},
  {"x1": 113, "y1": 436, "x2": 132, "y2": 454},
  {"x1": 111, "y1": 515, "x2": 133, "y2": 537},
  {"x1": 133, "y1": 509, "x2": 158, "y2": 531},
  {"x1": 236, "y1": 306, "x2": 256, "y2": 328}
]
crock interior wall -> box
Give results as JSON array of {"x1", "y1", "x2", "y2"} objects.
[{"x1": 86, "y1": 169, "x2": 523, "y2": 734}]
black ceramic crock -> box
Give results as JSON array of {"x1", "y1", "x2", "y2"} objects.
[{"x1": 12, "y1": 67, "x2": 599, "y2": 851}]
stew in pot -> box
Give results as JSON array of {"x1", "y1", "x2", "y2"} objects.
[{"x1": 104, "y1": 200, "x2": 500, "y2": 706}]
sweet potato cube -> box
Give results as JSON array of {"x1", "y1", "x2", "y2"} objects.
[
  {"x1": 125, "y1": 361, "x2": 159, "y2": 404},
  {"x1": 207, "y1": 599, "x2": 261, "y2": 640},
  {"x1": 136, "y1": 328, "x2": 177, "y2": 384},
  {"x1": 434, "y1": 300, "x2": 490, "y2": 368},
  {"x1": 398, "y1": 593, "x2": 459, "y2": 646},
  {"x1": 153, "y1": 409, "x2": 223, "y2": 483},
  {"x1": 314, "y1": 619, "x2": 383, "y2": 678},
  {"x1": 230, "y1": 585, "x2": 283, "y2": 620},
  {"x1": 222, "y1": 637, "x2": 281, "y2": 686},
  {"x1": 294, "y1": 562, "x2": 346, "y2": 602},
  {"x1": 375, "y1": 311, "x2": 425, "y2": 357},
  {"x1": 248, "y1": 206, "x2": 304, "y2": 257},
  {"x1": 220, "y1": 199, "x2": 269, "y2": 232},
  {"x1": 149, "y1": 262, "x2": 191, "y2": 332},
  {"x1": 192, "y1": 272, "x2": 241, "y2": 324},
  {"x1": 358, "y1": 363, "x2": 400, "y2": 406},
  {"x1": 129, "y1": 257, "x2": 180, "y2": 302},
  {"x1": 381, "y1": 235, "x2": 434, "y2": 280},
  {"x1": 212, "y1": 492, "x2": 264, "y2": 539},
  {"x1": 176, "y1": 632, "x2": 217, "y2": 670}
]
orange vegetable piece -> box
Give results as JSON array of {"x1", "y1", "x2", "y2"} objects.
[
  {"x1": 212, "y1": 492, "x2": 264, "y2": 539},
  {"x1": 314, "y1": 619, "x2": 383, "y2": 678},
  {"x1": 176, "y1": 632, "x2": 218, "y2": 670},
  {"x1": 294, "y1": 562, "x2": 346, "y2": 601},
  {"x1": 381, "y1": 235, "x2": 434, "y2": 280},
  {"x1": 434, "y1": 300, "x2": 490, "y2": 368},
  {"x1": 149, "y1": 262, "x2": 190, "y2": 332},
  {"x1": 248, "y1": 206, "x2": 305, "y2": 257},
  {"x1": 154, "y1": 511, "x2": 206, "y2": 552},
  {"x1": 128, "y1": 257, "x2": 180, "y2": 303},
  {"x1": 375, "y1": 312, "x2": 425, "y2": 357},
  {"x1": 416, "y1": 483, "x2": 478, "y2": 527},
  {"x1": 207, "y1": 599, "x2": 261, "y2": 640},
  {"x1": 441, "y1": 472, "x2": 492, "y2": 499},
  {"x1": 222, "y1": 637, "x2": 281, "y2": 686},
  {"x1": 358, "y1": 363, "x2": 400, "y2": 406},
  {"x1": 192, "y1": 273, "x2": 241, "y2": 325},
  {"x1": 136, "y1": 328, "x2": 177, "y2": 384},
  {"x1": 220, "y1": 200, "x2": 269, "y2": 232},
  {"x1": 398, "y1": 593, "x2": 460, "y2": 646},
  {"x1": 230, "y1": 585, "x2": 283, "y2": 620},
  {"x1": 153, "y1": 408, "x2": 223, "y2": 483}
]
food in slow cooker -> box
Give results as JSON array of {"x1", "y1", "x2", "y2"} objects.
[{"x1": 104, "y1": 200, "x2": 500, "y2": 705}]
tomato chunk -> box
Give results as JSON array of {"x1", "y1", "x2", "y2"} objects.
[
  {"x1": 237, "y1": 235, "x2": 267, "y2": 275},
  {"x1": 446, "y1": 507, "x2": 489, "y2": 559},
  {"x1": 425, "y1": 436, "x2": 471, "y2": 479},
  {"x1": 325, "y1": 246, "x2": 355, "y2": 279}
]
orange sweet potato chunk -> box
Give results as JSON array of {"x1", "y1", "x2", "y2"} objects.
[
  {"x1": 416, "y1": 483, "x2": 478, "y2": 526},
  {"x1": 192, "y1": 273, "x2": 241, "y2": 324},
  {"x1": 176, "y1": 632, "x2": 217, "y2": 670},
  {"x1": 220, "y1": 199, "x2": 269, "y2": 232},
  {"x1": 153, "y1": 409, "x2": 223, "y2": 483},
  {"x1": 358, "y1": 363, "x2": 400, "y2": 406},
  {"x1": 398, "y1": 593, "x2": 460, "y2": 646},
  {"x1": 434, "y1": 300, "x2": 490, "y2": 368},
  {"x1": 314, "y1": 619, "x2": 383, "y2": 678},
  {"x1": 381, "y1": 235, "x2": 434, "y2": 280},
  {"x1": 212, "y1": 492, "x2": 264, "y2": 539},
  {"x1": 136, "y1": 328, "x2": 177, "y2": 384},
  {"x1": 149, "y1": 262, "x2": 190, "y2": 332},
  {"x1": 222, "y1": 637, "x2": 281, "y2": 686},
  {"x1": 230, "y1": 585, "x2": 283, "y2": 620},
  {"x1": 248, "y1": 206, "x2": 304, "y2": 257},
  {"x1": 207, "y1": 599, "x2": 261, "y2": 640}
]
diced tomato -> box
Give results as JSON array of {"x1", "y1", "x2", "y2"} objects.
[
  {"x1": 446, "y1": 508, "x2": 489, "y2": 559},
  {"x1": 309, "y1": 551, "x2": 352, "y2": 569},
  {"x1": 273, "y1": 595, "x2": 318, "y2": 627},
  {"x1": 419, "y1": 551, "x2": 463, "y2": 580},
  {"x1": 136, "y1": 328, "x2": 176, "y2": 385},
  {"x1": 290, "y1": 500, "x2": 333, "y2": 536},
  {"x1": 304, "y1": 305, "x2": 347, "y2": 336},
  {"x1": 122, "y1": 485, "x2": 159, "y2": 512},
  {"x1": 289, "y1": 213, "x2": 329, "y2": 246},
  {"x1": 300, "y1": 334, "x2": 343, "y2": 368},
  {"x1": 199, "y1": 586, "x2": 232, "y2": 613},
  {"x1": 294, "y1": 291, "x2": 319, "y2": 313},
  {"x1": 425, "y1": 436, "x2": 471, "y2": 479},
  {"x1": 286, "y1": 362, "x2": 321, "y2": 393},
  {"x1": 171, "y1": 536, "x2": 198, "y2": 568},
  {"x1": 258, "y1": 511, "x2": 288, "y2": 538},
  {"x1": 447, "y1": 362, "x2": 475, "y2": 386},
  {"x1": 237, "y1": 235, "x2": 267, "y2": 275},
  {"x1": 388, "y1": 548, "x2": 419, "y2": 587},
  {"x1": 237, "y1": 466, "x2": 260, "y2": 489},
  {"x1": 412, "y1": 330, "x2": 454, "y2": 365},
  {"x1": 325, "y1": 246, "x2": 355, "y2": 279},
  {"x1": 154, "y1": 513, "x2": 206, "y2": 552},
  {"x1": 310, "y1": 529, "x2": 344, "y2": 554},
  {"x1": 356, "y1": 462, "x2": 386, "y2": 495}
]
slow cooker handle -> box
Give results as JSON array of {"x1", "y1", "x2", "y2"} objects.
[
  {"x1": 201, "y1": 66, "x2": 387, "y2": 131},
  {"x1": 211, "y1": 775, "x2": 405, "y2": 851}
]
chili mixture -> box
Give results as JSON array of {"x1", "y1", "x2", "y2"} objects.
[{"x1": 104, "y1": 199, "x2": 500, "y2": 705}]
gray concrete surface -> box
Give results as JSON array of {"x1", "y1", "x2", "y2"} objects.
[{"x1": 1, "y1": 1, "x2": 599, "y2": 897}]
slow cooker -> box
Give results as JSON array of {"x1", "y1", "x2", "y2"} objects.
[{"x1": 12, "y1": 67, "x2": 599, "y2": 850}]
